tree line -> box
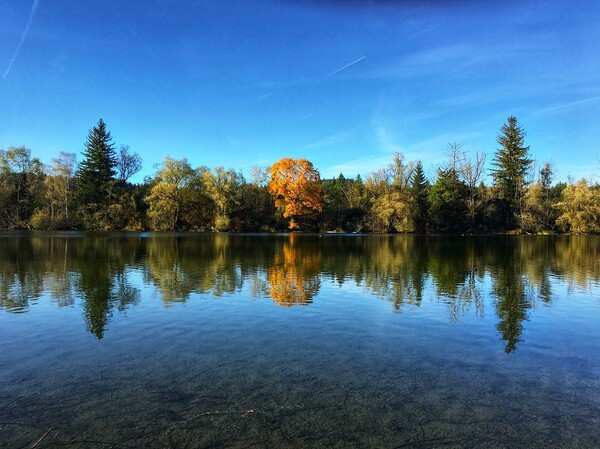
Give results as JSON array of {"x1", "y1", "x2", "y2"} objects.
[{"x1": 1, "y1": 116, "x2": 599, "y2": 233}]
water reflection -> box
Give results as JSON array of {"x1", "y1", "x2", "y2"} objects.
[
  {"x1": 144, "y1": 234, "x2": 245, "y2": 304},
  {"x1": 0, "y1": 233, "x2": 599, "y2": 351},
  {"x1": 267, "y1": 235, "x2": 321, "y2": 306}
]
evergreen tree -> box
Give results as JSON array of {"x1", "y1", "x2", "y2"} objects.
[
  {"x1": 491, "y1": 116, "x2": 532, "y2": 228},
  {"x1": 410, "y1": 161, "x2": 429, "y2": 233},
  {"x1": 77, "y1": 119, "x2": 117, "y2": 209},
  {"x1": 429, "y1": 167, "x2": 469, "y2": 233}
]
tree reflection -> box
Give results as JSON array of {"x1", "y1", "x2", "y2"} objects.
[
  {"x1": 0, "y1": 237, "x2": 46, "y2": 311},
  {"x1": 426, "y1": 238, "x2": 486, "y2": 322},
  {"x1": 72, "y1": 236, "x2": 142, "y2": 339},
  {"x1": 78, "y1": 267, "x2": 140, "y2": 339},
  {"x1": 1, "y1": 233, "x2": 599, "y2": 348},
  {"x1": 0, "y1": 234, "x2": 141, "y2": 339},
  {"x1": 357, "y1": 236, "x2": 426, "y2": 311},
  {"x1": 267, "y1": 235, "x2": 321, "y2": 306},
  {"x1": 485, "y1": 240, "x2": 532, "y2": 352},
  {"x1": 144, "y1": 234, "x2": 244, "y2": 305}
]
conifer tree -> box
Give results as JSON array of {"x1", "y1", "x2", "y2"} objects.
[
  {"x1": 77, "y1": 119, "x2": 117, "y2": 209},
  {"x1": 491, "y1": 116, "x2": 532, "y2": 228},
  {"x1": 429, "y1": 167, "x2": 469, "y2": 233},
  {"x1": 410, "y1": 161, "x2": 429, "y2": 233}
]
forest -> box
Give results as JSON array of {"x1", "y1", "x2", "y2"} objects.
[{"x1": 1, "y1": 116, "x2": 599, "y2": 234}]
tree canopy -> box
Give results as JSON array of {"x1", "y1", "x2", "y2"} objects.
[{"x1": 267, "y1": 158, "x2": 323, "y2": 230}]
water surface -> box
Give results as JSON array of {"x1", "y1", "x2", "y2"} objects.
[{"x1": 1, "y1": 233, "x2": 599, "y2": 448}]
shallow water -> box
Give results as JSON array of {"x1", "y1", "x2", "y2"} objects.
[{"x1": 1, "y1": 232, "x2": 599, "y2": 448}]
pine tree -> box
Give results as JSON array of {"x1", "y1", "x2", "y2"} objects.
[
  {"x1": 491, "y1": 116, "x2": 532, "y2": 228},
  {"x1": 410, "y1": 161, "x2": 429, "y2": 233},
  {"x1": 429, "y1": 167, "x2": 469, "y2": 233},
  {"x1": 77, "y1": 119, "x2": 117, "y2": 209}
]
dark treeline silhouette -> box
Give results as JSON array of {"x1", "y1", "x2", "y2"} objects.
[
  {"x1": 1, "y1": 234, "x2": 599, "y2": 352},
  {"x1": 1, "y1": 117, "x2": 599, "y2": 233}
]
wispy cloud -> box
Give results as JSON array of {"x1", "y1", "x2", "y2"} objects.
[
  {"x1": 535, "y1": 96, "x2": 600, "y2": 116},
  {"x1": 324, "y1": 120, "x2": 439, "y2": 177},
  {"x1": 433, "y1": 90, "x2": 503, "y2": 109},
  {"x1": 303, "y1": 127, "x2": 360, "y2": 150},
  {"x1": 356, "y1": 41, "x2": 535, "y2": 82},
  {"x1": 3, "y1": 0, "x2": 40, "y2": 79},
  {"x1": 227, "y1": 137, "x2": 245, "y2": 148},
  {"x1": 257, "y1": 91, "x2": 277, "y2": 101},
  {"x1": 374, "y1": 121, "x2": 402, "y2": 154},
  {"x1": 359, "y1": 45, "x2": 474, "y2": 80},
  {"x1": 365, "y1": 101, "x2": 485, "y2": 178}
]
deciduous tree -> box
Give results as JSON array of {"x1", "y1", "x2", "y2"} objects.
[
  {"x1": 203, "y1": 166, "x2": 243, "y2": 231},
  {"x1": 519, "y1": 182, "x2": 546, "y2": 233},
  {"x1": 116, "y1": 145, "x2": 142, "y2": 183},
  {"x1": 0, "y1": 146, "x2": 45, "y2": 227},
  {"x1": 47, "y1": 152, "x2": 76, "y2": 221},
  {"x1": 458, "y1": 150, "x2": 486, "y2": 230},
  {"x1": 365, "y1": 153, "x2": 416, "y2": 233},
  {"x1": 145, "y1": 157, "x2": 196, "y2": 231},
  {"x1": 556, "y1": 180, "x2": 600, "y2": 234},
  {"x1": 267, "y1": 158, "x2": 322, "y2": 230}
]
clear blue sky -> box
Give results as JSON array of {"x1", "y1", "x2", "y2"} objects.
[{"x1": 1, "y1": 0, "x2": 599, "y2": 183}]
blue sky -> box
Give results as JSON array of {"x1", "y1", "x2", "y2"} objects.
[{"x1": 1, "y1": 0, "x2": 599, "y2": 183}]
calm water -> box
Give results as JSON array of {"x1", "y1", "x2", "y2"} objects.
[{"x1": 1, "y1": 233, "x2": 599, "y2": 448}]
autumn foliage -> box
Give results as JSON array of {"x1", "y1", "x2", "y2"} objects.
[
  {"x1": 267, "y1": 157, "x2": 322, "y2": 229},
  {"x1": 267, "y1": 235, "x2": 321, "y2": 306}
]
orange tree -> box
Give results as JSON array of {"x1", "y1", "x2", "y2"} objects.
[{"x1": 267, "y1": 157, "x2": 322, "y2": 229}]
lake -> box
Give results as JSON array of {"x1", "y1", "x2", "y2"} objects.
[{"x1": 1, "y1": 232, "x2": 599, "y2": 448}]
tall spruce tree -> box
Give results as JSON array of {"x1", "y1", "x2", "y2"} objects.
[
  {"x1": 410, "y1": 161, "x2": 429, "y2": 233},
  {"x1": 77, "y1": 119, "x2": 117, "y2": 209},
  {"x1": 491, "y1": 116, "x2": 532, "y2": 229},
  {"x1": 429, "y1": 167, "x2": 469, "y2": 233}
]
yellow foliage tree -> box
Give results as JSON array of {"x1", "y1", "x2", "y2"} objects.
[
  {"x1": 267, "y1": 157, "x2": 322, "y2": 229},
  {"x1": 556, "y1": 180, "x2": 600, "y2": 234},
  {"x1": 145, "y1": 157, "x2": 196, "y2": 231}
]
